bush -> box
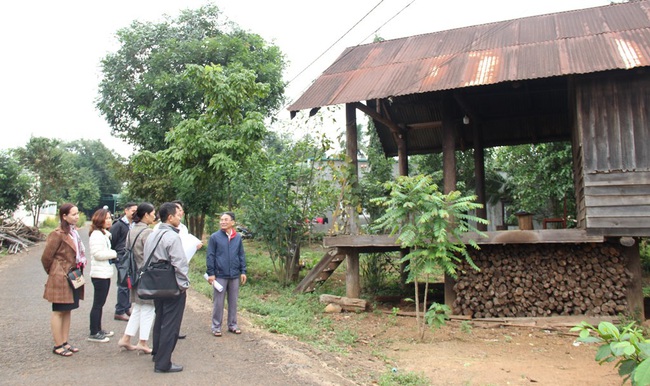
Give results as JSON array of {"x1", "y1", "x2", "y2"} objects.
[
  {"x1": 572, "y1": 320, "x2": 650, "y2": 385},
  {"x1": 41, "y1": 217, "x2": 58, "y2": 229}
]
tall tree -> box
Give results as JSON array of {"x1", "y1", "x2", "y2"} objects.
[
  {"x1": 157, "y1": 63, "x2": 271, "y2": 238},
  {"x1": 64, "y1": 139, "x2": 124, "y2": 196},
  {"x1": 97, "y1": 5, "x2": 286, "y2": 152},
  {"x1": 14, "y1": 137, "x2": 74, "y2": 224},
  {"x1": 0, "y1": 150, "x2": 32, "y2": 217}
]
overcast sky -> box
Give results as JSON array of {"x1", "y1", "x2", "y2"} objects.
[{"x1": 0, "y1": 0, "x2": 608, "y2": 157}]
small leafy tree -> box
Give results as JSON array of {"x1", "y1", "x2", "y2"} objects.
[
  {"x1": 15, "y1": 137, "x2": 75, "y2": 224},
  {"x1": 372, "y1": 174, "x2": 487, "y2": 340},
  {"x1": 572, "y1": 321, "x2": 650, "y2": 385},
  {"x1": 0, "y1": 150, "x2": 32, "y2": 217},
  {"x1": 237, "y1": 133, "x2": 335, "y2": 284}
]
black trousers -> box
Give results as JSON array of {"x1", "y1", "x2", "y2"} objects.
[
  {"x1": 152, "y1": 291, "x2": 186, "y2": 371},
  {"x1": 90, "y1": 277, "x2": 111, "y2": 335}
]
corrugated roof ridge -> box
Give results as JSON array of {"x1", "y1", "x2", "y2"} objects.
[{"x1": 351, "y1": 1, "x2": 630, "y2": 49}]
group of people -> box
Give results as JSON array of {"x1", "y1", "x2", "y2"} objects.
[{"x1": 40, "y1": 201, "x2": 248, "y2": 373}]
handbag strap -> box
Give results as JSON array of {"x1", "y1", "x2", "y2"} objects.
[
  {"x1": 141, "y1": 230, "x2": 170, "y2": 269},
  {"x1": 126, "y1": 227, "x2": 147, "y2": 251}
]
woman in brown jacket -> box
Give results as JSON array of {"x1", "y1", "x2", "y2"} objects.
[{"x1": 41, "y1": 203, "x2": 87, "y2": 356}]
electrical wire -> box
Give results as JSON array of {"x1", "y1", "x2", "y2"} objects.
[
  {"x1": 282, "y1": 0, "x2": 416, "y2": 113},
  {"x1": 286, "y1": 0, "x2": 386, "y2": 87}
]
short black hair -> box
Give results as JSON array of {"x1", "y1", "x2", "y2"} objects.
[
  {"x1": 124, "y1": 202, "x2": 137, "y2": 210},
  {"x1": 223, "y1": 211, "x2": 236, "y2": 221},
  {"x1": 159, "y1": 202, "x2": 178, "y2": 224},
  {"x1": 172, "y1": 199, "x2": 184, "y2": 208}
]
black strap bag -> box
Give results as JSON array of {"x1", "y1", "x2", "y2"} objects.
[
  {"x1": 136, "y1": 231, "x2": 180, "y2": 299},
  {"x1": 117, "y1": 228, "x2": 146, "y2": 288}
]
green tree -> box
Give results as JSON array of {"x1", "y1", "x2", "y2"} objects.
[
  {"x1": 65, "y1": 168, "x2": 100, "y2": 215},
  {"x1": 159, "y1": 63, "x2": 271, "y2": 238},
  {"x1": 0, "y1": 150, "x2": 32, "y2": 217},
  {"x1": 237, "y1": 133, "x2": 335, "y2": 284},
  {"x1": 411, "y1": 149, "x2": 505, "y2": 205},
  {"x1": 372, "y1": 174, "x2": 487, "y2": 340},
  {"x1": 493, "y1": 142, "x2": 574, "y2": 221},
  {"x1": 64, "y1": 139, "x2": 124, "y2": 196},
  {"x1": 15, "y1": 137, "x2": 74, "y2": 224},
  {"x1": 97, "y1": 4, "x2": 286, "y2": 152},
  {"x1": 360, "y1": 119, "x2": 395, "y2": 223}
]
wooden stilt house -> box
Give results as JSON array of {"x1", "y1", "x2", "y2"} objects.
[{"x1": 289, "y1": 1, "x2": 650, "y2": 318}]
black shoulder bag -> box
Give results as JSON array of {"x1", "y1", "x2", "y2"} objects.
[
  {"x1": 136, "y1": 231, "x2": 181, "y2": 299},
  {"x1": 117, "y1": 228, "x2": 146, "y2": 288}
]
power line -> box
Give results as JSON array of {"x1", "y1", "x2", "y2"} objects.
[
  {"x1": 282, "y1": 0, "x2": 417, "y2": 113},
  {"x1": 286, "y1": 1, "x2": 386, "y2": 87}
]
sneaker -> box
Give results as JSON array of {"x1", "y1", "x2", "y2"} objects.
[
  {"x1": 100, "y1": 330, "x2": 114, "y2": 337},
  {"x1": 88, "y1": 332, "x2": 110, "y2": 343}
]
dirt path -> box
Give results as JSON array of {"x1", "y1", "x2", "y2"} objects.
[
  {"x1": 0, "y1": 233, "x2": 358, "y2": 385},
  {"x1": 1, "y1": 229, "x2": 625, "y2": 386}
]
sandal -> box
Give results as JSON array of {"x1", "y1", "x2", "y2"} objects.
[
  {"x1": 213, "y1": 330, "x2": 222, "y2": 337},
  {"x1": 53, "y1": 344, "x2": 73, "y2": 357},
  {"x1": 228, "y1": 328, "x2": 241, "y2": 334},
  {"x1": 62, "y1": 342, "x2": 80, "y2": 353}
]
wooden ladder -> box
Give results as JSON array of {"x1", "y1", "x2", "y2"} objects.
[{"x1": 294, "y1": 248, "x2": 346, "y2": 293}]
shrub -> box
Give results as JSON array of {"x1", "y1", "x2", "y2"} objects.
[{"x1": 572, "y1": 320, "x2": 650, "y2": 385}]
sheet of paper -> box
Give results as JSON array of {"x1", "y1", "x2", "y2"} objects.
[{"x1": 180, "y1": 233, "x2": 201, "y2": 262}]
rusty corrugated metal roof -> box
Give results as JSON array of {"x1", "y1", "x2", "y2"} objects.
[{"x1": 289, "y1": 1, "x2": 650, "y2": 113}]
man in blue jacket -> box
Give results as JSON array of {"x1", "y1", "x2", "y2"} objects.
[{"x1": 206, "y1": 212, "x2": 247, "y2": 336}]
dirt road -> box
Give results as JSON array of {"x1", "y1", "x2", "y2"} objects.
[{"x1": 0, "y1": 229, "x2": 357, "y2": 385}]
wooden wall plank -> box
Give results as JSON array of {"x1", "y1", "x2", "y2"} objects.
[
  {"x1": 584, "y1": 171, "x2": 650, "y2": 186},
  {"x1": 585, "y1": 195, "x2": 650, "y2": 206},
  {"x1": 586, "y1": 217, "x2": 649, "y2": 228},
  {"x1": 587, "y1": 205, "x2": 650, "y2": 216}
]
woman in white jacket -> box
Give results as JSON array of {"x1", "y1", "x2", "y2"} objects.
[{"x1": 87, "y1": 208, "x2": 117, "y2": 343}]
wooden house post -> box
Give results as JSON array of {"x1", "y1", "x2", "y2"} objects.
[
  {"x1": 625, "y1": 242, "x2": 644, "y2": 318},
  {"x1": 345, "y1": 103, "x2": 360, "y2": 298},
  {"x1": 396, "y1": 129, "x2": 410, "y2": 288},
  {"x1": 473, "y1": 124, "x2": 487, "y2": 231},
  {"x1": 442, "y1": 100, "x2": 457, "y2": 308}
]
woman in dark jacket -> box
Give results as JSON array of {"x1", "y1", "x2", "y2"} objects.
[{"x1": 41, "y1": 203, "x2": 87, "y2": 356}]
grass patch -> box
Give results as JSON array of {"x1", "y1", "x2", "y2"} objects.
[
  {"x1": 378, "y1": 369, "x2": 431, "y2": 386},
  {"x1": 187, "y1": 239, "x2": 352, "y2": 352}
]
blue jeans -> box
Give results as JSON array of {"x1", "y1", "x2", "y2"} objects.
[{"x1": 115, "y1": 283, "x2": 131, "y2": 315}]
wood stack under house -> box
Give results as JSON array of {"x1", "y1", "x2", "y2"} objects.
[{"x1": 288, "y1": 1, "x2": 650, "y2": 319}]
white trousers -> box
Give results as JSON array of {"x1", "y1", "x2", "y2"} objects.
[{"x1": 124, "y1": 303, "x2": 155, "y2": 341}]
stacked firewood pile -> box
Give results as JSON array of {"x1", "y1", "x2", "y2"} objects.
[
  {"x1": 453, "y1": 243, "x2": 630, "y2": 318},
  {"x1": 0, "y1": 218, "x2": 44, "y2": 254}
]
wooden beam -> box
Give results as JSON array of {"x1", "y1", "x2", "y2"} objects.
[
  {"x1": 346, "y1": 103, "x2": 359, "y2": 235},
  {"x1": 473, "y1": 124, "x2": 487, "y2": 231},
  {"x1": 346, "y1": 250, "x2": 360, "y2": 298},
  {"x1": 442, "y1": 96, "x2": 457, "y2": 309},
  {"x1": 624, "y1": 242, "x2": 644, "y2": 319},
  {"x1": 324, "y1": 230, "x2": 605, "y2": 247},
  {"x1": 357, "y1": 100, "x2": 409, "y2": 176}
]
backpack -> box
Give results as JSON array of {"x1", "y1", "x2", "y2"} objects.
[{"x1": 117, "y1": 228, "x2": 146, "y2": 289}]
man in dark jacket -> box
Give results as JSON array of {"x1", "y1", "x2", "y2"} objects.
[
  {"x1": 110, "y1": 202, "x2": 137, "y2": 321},
  {"x1": 206, "y1": 211, "x2": 247, "y2": 336}
]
